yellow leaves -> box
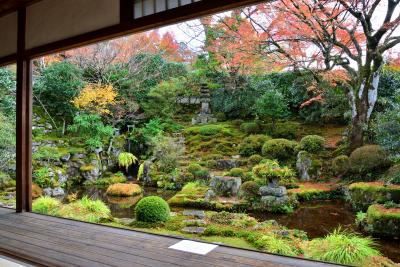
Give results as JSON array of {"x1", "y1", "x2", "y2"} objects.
[{"x1": 72, "y1": 84, "x2": 117, "y2": 115}]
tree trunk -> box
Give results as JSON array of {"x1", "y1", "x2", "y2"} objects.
[{"x1": 348, "y1": 71, "x2": 380, "y2": 151}]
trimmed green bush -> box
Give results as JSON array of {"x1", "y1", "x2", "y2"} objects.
[
  {"x1": 240, "y1": 181, "x2": 260, "y2": 200},
  {"x1": 226, "y1": 168, "x2": 245, "y2": 178},
  {"x1": 349, "y1": 145, "x2": 389, "y2": 175},
  {"x1": 385, "y1": 164, "x2": 400, "y2": 185},
  {"x1": 240, "y1": 122, "x2": 261, "y2": 134},
  {"x1": 239, "y1": 135, "x2": 271, "y2": 156},
  {"x1": 252, "y1": 160, "x2": 295, "y2": 185},
  {"x1": 188, "y1": 163, "x2": 202, "y2": 174},
  {"x1": 262, "y1": 139, "x2": 298, "y2": 161},
  {"x1": 299, "y1": 135, "x2": 325, "y2": 153},
  {"x1": 304, "y1": 228, "x2": 380, "y2": 266},
  {"x1": 248, "y1": 154, "x2": 263, "y2": 165},
  {"x1": 135, "y1": 196, "x2": 170, "y2": 223},
  {"x1": 266, "y1": 121, "x2": 300, "y2": 139},
  {"x1": 332, "y1": 155, "x2": 350, "y2": 176}
]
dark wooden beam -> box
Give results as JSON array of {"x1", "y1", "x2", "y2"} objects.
[
  {"x1": 26, "y1": 0, "x2": 264, "y2": 59},
  {"x1": 120, "y1": 0, "x2": 134, "y2": 23},
  {"x1": 0, "y1": 54, "x2": 17, "y2": 67},
  {"x1": 15, "y1": 7, "x2": 32, "y2": 213}
]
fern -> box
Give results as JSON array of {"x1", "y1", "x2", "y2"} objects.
[
  {"x1": 118, "y1": 152, "x2": 138, "y2": 171},
  {"x1": 137, "y1": 163, "x2": 144, "y2": 181}
]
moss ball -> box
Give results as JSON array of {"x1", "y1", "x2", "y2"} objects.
[
  {"x1": 249, "y1": 154, "x2": 263, "y2": 165},
  {"x1": 135, "y1": 196, "x2": 170, "y2": 223},
  {"x1": 262, "y1": 138, "x2": 298, "y2": 161},
  {"x1": 227, "y1": 167, "x2": 245, "y2": 177},
  {"x1": 332, "y1": 155, "x2": 350, "y2": 176},
  {"x1": 299, "y1": 135, "x2": 325, "y2": 153},
  {"x1": 349, "y1": 145, "x2": 389, "y2": 175}
]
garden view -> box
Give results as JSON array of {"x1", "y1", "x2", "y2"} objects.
[{"x1": 1, "y1": 1, "x2": 400, "y2": 266}]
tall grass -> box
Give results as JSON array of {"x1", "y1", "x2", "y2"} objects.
[
  {"x1": 32, "y1": 196, "x2": 61, "y2": 215},
  {"x1": 59, "y1": 196, "x2": 111, "y2": 223},
  {"x1": 304, "y1": 228, "x2": 380, "y2": 265}
]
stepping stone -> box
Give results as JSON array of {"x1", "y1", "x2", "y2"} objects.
[
  {"x1": 116, "y1": 218, "x2": 135, "y2": 226},
  {"x1": 183, "y1": 210, "x2": 205, "y2": 219},
  {"x1": 181, "y1": 227, "x2": 206, "y2": 234},
  {"x1": 183, "y1": 219, "x2": 206, "y2": 226}
]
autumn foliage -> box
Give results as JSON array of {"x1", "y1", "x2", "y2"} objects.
[{"x1": 72, "y1": 84, "x2": 117, "y2": 115}]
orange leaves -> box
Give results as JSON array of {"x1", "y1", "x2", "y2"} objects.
[{"x1": 72, "y1": 84, "x2": 118, "y2": 115}]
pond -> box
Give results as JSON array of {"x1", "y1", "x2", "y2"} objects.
[{"x1": 65, "y1": 186, "x2": 400, "y2": 263}]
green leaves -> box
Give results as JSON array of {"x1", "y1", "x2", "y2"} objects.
[{"x1": 118, "y1": 152, "x2": 138, "y2": 171}]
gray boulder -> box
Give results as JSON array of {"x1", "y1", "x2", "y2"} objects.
[
  {"x1": 204, "y1": 189, "x2": 216, "y2": 201},
  {"x1": 210, "y1": 176, "x2": 242, "y2": 197},
  {"x1": 296, "y1": 151, "x2": 312, "y2": 181},
  {"x1": 259, "y1": 186, "x2": 287, "y2": 197},
  {"x1": 216, "y1": 159, "x2": 237, "y2": 170}
]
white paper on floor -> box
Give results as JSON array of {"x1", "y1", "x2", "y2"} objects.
[
  {"x1": 0, "y1": 257, "x2": 27, "y2": 267},
  {"x1": 169, "y1": 240, "x2": 218, "y2": 255}
]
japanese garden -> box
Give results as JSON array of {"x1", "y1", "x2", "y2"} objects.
[{"x1": 1, "y1": 1, "x2": 400, "y2": 266}]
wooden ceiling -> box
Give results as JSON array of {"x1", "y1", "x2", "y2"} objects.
[{"x1": 0, "y1": 0, "x2": 39, "y2": 17}]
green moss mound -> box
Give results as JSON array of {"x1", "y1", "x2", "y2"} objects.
[
  {"x1": 59, "y1": 196, "x2": 111, "y2": 223},
  {"x1": 348, "y1": 182, "x2": 400, "y2": 211},
  {"x1": 135, "y1": 196, "x2": 170, "y2": 223},
  {"x1": 239, "y1": 135, "x2": 271, "y2": 156},
  {"x1": 364, "y1": 204, "x2": 400, "y2": 238},
  {"x1": 239, "y1": 122, "x2": 261, "y2": 134},
  {"x1": 332, "y1": 155, "x2": 350, "y2": 176},
  {"x1": 240, "y1": 181, "x2": 260, "y2": 201},
  {"x1": 349, "y1": 145, "x2": 389, "y2": 176},
  {"x1": 299, "y1": 135, "x2": 325, "y2": 153},
  {"x1": 262, "y1": 139, "x2": 298, "y2": 161},
  {"x1": 385, "y1": 164, "x2": 400, "y2": 185}
]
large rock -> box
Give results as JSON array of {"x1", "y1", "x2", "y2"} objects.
[
  {"x1": 216, "y1": 159, "x2": 237, "y2": 170},
  {"x1": 261, "y1": 195, "x2": 289, "y2": 207},
  {"x1": 259, "y1": 186, "x2": 287, "y2": 197},
  {"x1": 210, "y1": 176, "x2": 242, "y2": 197},
  {"x1": 296, "y1": 151, "x2": 312, "y2": 181},
  {"x1": 43, "y1": 187, "x2": 65, "y2": 197}
]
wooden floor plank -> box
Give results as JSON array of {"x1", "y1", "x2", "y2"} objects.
[{"x1": 0, "y1": 208, "x2": 340, "y2": 267}]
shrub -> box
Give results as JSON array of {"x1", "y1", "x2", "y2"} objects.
[
  {"x1": 332, "y1": 155, "x2": 350, "y2": 176},
  {"x1": 106, "y1": 183, "x2": 142, "y2": 197},
  {"x1": 185, "y1": 124, "x2": 227, "y2": 136},
  {"x1": 118, "y1": 152, "x2": 138, "y2": 171},
  {"x1": 32, "y1": 196, "x2": 61, "y2": 215},
  {"x1": 252, "y1": 160, "x2": 295, "y2": 185},
  {"x1": 32, "y1": 183, "x2": 43, "y2": 199},
  {"x1": 188, "y1": 163, "x2": 202, "y2": 174},
  {"x1": 240, "y1": 122, "x2": 261, "y2": 134},
  {"x1": 349, "y1": 145, "x2": 389, "y2": 175},
  {"x1": 33, "y1": 167, "x2": 54, "y2": 188},
  {"x1": 152, "y1": 135, "x2": 184, "y2": 173},
  {"x1": 226, "y1": 168, "x2": 245, "y2": 178},
  {"x1": 262, "y1": 139, "x2": 298, "y2": 161},
  {"x1": 135, "y1": 196, "x2": 170, "y2": 223},
  {"x1": 248, "y1": 154, "x2": 263, "y2": 165},
  {"x1": 255, "y1": 235, "x2": 298, "y2": 256},
  {"x1": 239, "y1": 135, "x2": 271, "y2": 156},
  {"x1": 59, "y1": 196, "x2": 111, "y2": 223},
  {"x1": 374, "y1": 107, "x2": 400, "y2": 161},
  {"x1": 304, "y1": 228, "x2": 380, "y2": 265},
  {"x1": 240, "y1": 181, "x2": 260, "y2": 200},
  {"x1": 384, "y1": 164, "x2": 400, "y2": 185},
  {"x1": 299, "y1": 135, "x2": 325, "y2": 153},
  {"x1": 266, "y1": 121, "x2": 300, "y2": 139}
]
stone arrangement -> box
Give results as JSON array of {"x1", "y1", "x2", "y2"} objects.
[{"x1": 259, "y1": 184, "x2": 289, "y2": 207}]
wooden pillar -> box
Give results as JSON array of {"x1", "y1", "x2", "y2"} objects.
[{"x1": 16, "y1": 7, "x2": 32, "y2": 212}]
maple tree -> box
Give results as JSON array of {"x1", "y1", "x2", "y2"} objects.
[
  {"x1": 72, "y1": 83, "x2": 118, "y2": 115},
  {"x1": 203, "y1": 0, "x2": 400, "y2": 150}
]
